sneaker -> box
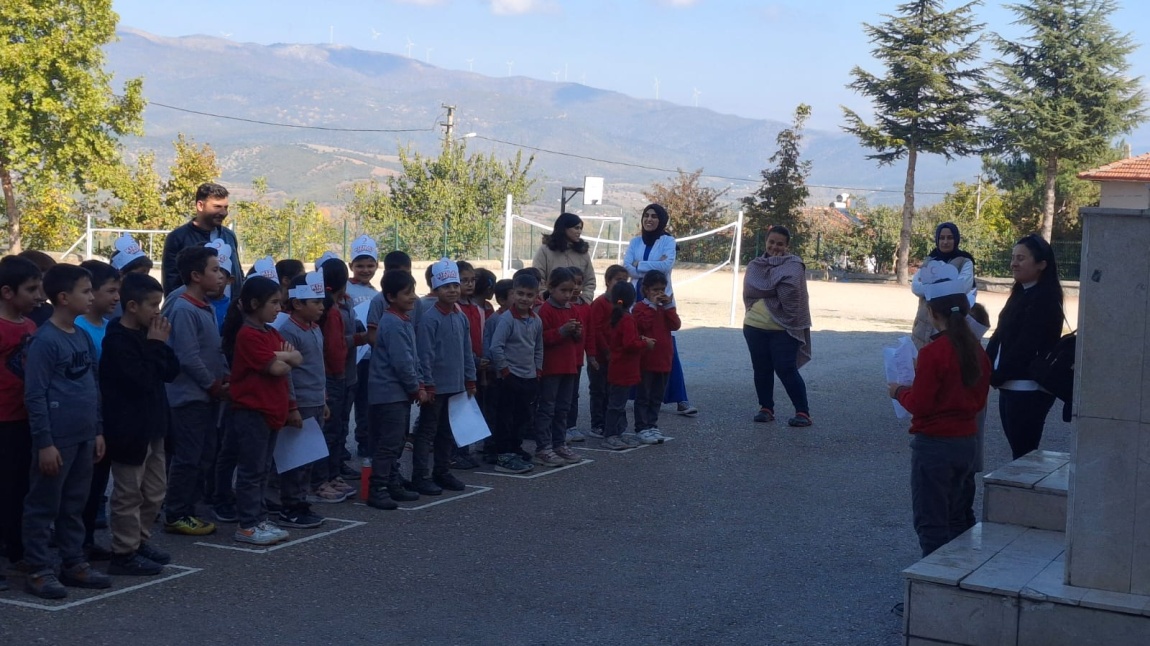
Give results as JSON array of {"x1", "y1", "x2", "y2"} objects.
[
  {"x1": 553, "y1": 445, "x2": 584, "y2": 464},
  {"x1": 278, "y1": 508, "x2": 326, "y2": 529},
  {"x1": 366, "y1": 487, "x2": 399, "y2": 510},
  {"x1": 565, "y1": 427, "x2": 586, "y2": 443},
  {"x1": 788, "y1": 412, "x2": 813, "y2": 428},
  {"x1": 60, "y1": 562, "x2": 112, "y2": 589},
  {"x1": 260, "y1": 520, "x2": 290, "y2": 542},
  {"x1": 515, "y1": 448, "x2": 534, "y2": 463},
  {"x1": 754, "y1": 407, "x2": 775, "y2": 423},
  {"x1": 339, "y1": 463, "x2": 361, "y2": 480},
  {"x1": 84, "y1": 542, "x2": 114, "y2": 561},
  {"x1": 108, "y1": 552, "x2": 163, "y2": 576},
  {"x1": 330, "y1": 477, "x2": 357, "y2": 497},
  {"x1": 450, "y1": 453, "x2": 479, "y2": 470},
  {"x1": 212, "y1": 503, "x2": 239, "y2": 524},
  {"x1": 136, "y1": 542, "x2": 171, "y2": 566},
  {"x1": 25, "y1": 570, "x2": 67, "y2": 599},
  {"x1": 411, "y1": 477, "x2": 443, "y2": 496},
  {"x1": 620, "y1": 432, "x2": 642, "y2": 447},
  {"x1": 433, "y1": 472, "x2": 467, "y2": 491},
  {"x1": 234, "y1": 522, "x2": 288, "y2": 546},
  {"x1": 164, "y1": 515, "x2": 217, "y2": 536},
  {"x1": 386, "y1": 483, "x2": 420, "y2": 502},
  {"x1": 676, "y1": 401, "x2": 699, "y2": 417},
  {"x1": 586, "y1": 427, "x2": 605, "y2": 439},
  {"x1": 307, "y1": 483, "x2": 350, "y2": 504},
  {"x1": 495, "y1": 453, "x2": 534, "y2": 474},
  {"x1": 636, "y1": 429, "x2": 661, "y2": 445},
  {"x1": 601, "y1": 435, "x2": 630, "y2": 450},
  {"x1": 642, "y1": 428, "x2": 667, "y2": 444},
  {"x1": 533, "y1": 450, "x2": 566, "y2": 468}
]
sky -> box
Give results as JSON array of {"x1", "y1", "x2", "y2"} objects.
[{"x1": 111, "y1": 0, "x2": 1150, "y2": 133}]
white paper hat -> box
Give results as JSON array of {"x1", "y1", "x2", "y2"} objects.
[
  {"x1": 288, "y1": 270, "x2": 326, "y2": 300},
  {"x1": 430, "y1": 257, "x2": 460, "y2": 290},
  {"x1": 204, "y1": 240, "x2": 233, "y2": 275},
  {"x1": 314, "y1": 251, "x2": 341, "y2": 270},
  {"x1": 350, "y1": 235, "x2": 379, "y2": 262},
  {"x1": 110, "y1": 233, "x2": 148, "y2": 270},
  {"x1": 253, "y1": 256, "x2": 278, "y2": 283},
  {"x1": 920, "y1": 260, "x2": 968, "y2": 301}
]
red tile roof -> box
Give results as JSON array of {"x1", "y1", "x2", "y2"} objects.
[{"x1": 1077, "y1": 153, "x2": 1150, "y2": 182}]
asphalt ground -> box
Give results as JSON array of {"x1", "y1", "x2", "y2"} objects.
[{"x1": 0, "y1": 283, "x2": 1074, "y2": 646}]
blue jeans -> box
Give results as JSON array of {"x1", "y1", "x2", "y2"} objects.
[
  {"x1": 910, "y1": 434, "x2": 977, "y2": 557},
  {"x1": 743, "y1": 326, "x2": 809, "y2": 415}
]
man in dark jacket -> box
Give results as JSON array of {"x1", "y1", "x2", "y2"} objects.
[{"x1": 162, "y1": 183, "x2": 243, "y2": 295}]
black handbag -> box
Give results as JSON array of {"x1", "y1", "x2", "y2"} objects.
[{"x1": 1029, "y1": 330, "x2": 1076, "y2": 403}]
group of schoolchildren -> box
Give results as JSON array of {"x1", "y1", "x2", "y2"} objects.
[{"x1": 0, "y1": 229, "x2": 682, "y2": 601}]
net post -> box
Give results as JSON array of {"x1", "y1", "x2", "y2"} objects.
[
  {"x1": 729, "y1": 209, "x2": 745, "y2": 327},
  {"x1": 501, "y1": 194, "x2": 514, "y2": 279},
  {"x1": 85, "y1": 213, "x2": 93, "y2": 260}
]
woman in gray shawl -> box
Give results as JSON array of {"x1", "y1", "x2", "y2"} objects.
[{"x1": 742, "y1": 225, "x2": 813, "y2": 427}]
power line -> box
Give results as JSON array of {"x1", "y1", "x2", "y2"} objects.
[{"x1": 148, "y1": 101, "x2": 438, "y2": 133}]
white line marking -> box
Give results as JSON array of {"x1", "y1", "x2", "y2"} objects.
[
  {"x1": 475, "y1": 458, "x2": 596, "y2": 479},
  {"x1": 399, "y1": 485, "x2": 492, "y2": 510},
  {"x1": 193, "y1": 517, "x2": 365, "y2": 554},
  {"x1": 576, "y1": 437, "x2": 674, "y2": 452},
  {"x1": 0, "y1": 565, "x2": 201, "y2": 612}
]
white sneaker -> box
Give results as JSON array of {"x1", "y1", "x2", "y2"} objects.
[
  {"x1": 620, "y1": 432, "x2": 642, "y2": 447},
  {"x1": 642, "y1": 428, "x2": 667, "y2": 443},
  {"x1": 259, "y1": 520, "x2": 290, "y2": 541},
  {"x1": 565, "y1": 427, "x2": 586, "y2": 443},
  {"x1": 637, "y1": 429, "x2": 662, "y2": 445},
  {"x1": 586, "y1": 427, "x2": 605, "y2": 439},
  {"x1": 676, "y1": 402, "x2": 699, "y2": 417},
  {"x1": 235, "y1": 521, "x2": 288, "y2": 546}
]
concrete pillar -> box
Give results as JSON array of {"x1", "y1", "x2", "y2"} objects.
[{"x1": 1065, "y1": 207, "x2": 1150, "y2": 594}]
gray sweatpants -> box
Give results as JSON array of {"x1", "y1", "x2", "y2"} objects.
[{"x1": 23, "y1": 440, "x2": 95, "y2": 570}]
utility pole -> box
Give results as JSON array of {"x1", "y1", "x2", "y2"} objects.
[
  {"x1": 440, "y1": 104, "x2": 455, "y2": 144},
  {"x1": 975, "y1": 173, "x2": 983, "y2": 221}
]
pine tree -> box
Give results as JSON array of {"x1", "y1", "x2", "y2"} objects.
[
  {"x1": 743, "y1": 104, "x2": 812, "y2": 256},
  {"x1": 0, "y1": 0, "x2": 144, "y2": 252},
  {"x1": 984, "y1": 0, "x2": 1145, "y2": 241},
  {"x1": 842, "y1": 0, "x2": 984, "y2": 284}
]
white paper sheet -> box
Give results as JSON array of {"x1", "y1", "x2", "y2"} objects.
[
  {"x1": 447, "y1": 391, "x2": 491, "y2": 446},
  {"x1": 883, "y1": 336, "x2": 917, "y2": 420},
  {"x1": 354, "y1": 301, "x2": 371, "y2": 362},
  {"x1": 273, "y1": 417, "x2": 328, "y2": 473}
]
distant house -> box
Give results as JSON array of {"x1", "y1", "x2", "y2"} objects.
[
  {"x1": 798, "y1": 192, "x2": 863, "y2": 235},
  {"x1": 1077, "y1": 153, "x2": 1150, "y2": 209}
]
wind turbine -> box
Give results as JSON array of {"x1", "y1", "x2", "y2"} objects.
[
  {"x1": 466, "y1": 58, "x2": 474, "y2": 72},
  {"x1": 552, "y1": 71, "x2": 561, "y2": 82},
  {"x1": 692, "y1": 87, "x2": 701, "y2": 107},
  {"x1": 654, "y1": 77, "x2": 660, "y2": 101},
  {"x1": 219, "y1": 31, "x2": 232, "y2": 39},
  {"x1": 506, "y1": 61, "x2": 514, "y2": 76},
  {"x1": 405, "y1": 37, "x2": 415, "y2": 58},
  {"x1": 371, "y1": 27, "x2": 381, "y2": 40}
]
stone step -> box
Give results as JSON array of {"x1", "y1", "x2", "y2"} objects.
[
  {"x1": 903, "y1": 521, "x2": 1150, "y2": 646},
  {"x1": 982, "y1": 450, "x2": 1069, "y2": 531}
]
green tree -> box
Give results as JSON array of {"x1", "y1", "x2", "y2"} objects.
[
  {"x1": 984, "y1": 0, "x2": 1145, "y2": 241},
  {"x1": 915, "y1": 180, "x2": 1017, "y2": 272},
  {"x1": 842, "y1": 0, "x2": 984, "y2": 284},
  {"x1": 232, "y1": 177, "x2": 338, "y2": 262},
  {"x1": 0, "y1": 0, "x2": 144, "y2": 252},
  {"x1": 742, "y1": 104, "x2": 813, "y2": 256},
  {"x1": 19, "y1": 174, "x2": 86, "y2": 251},
  {"x1": 643, "y1": 168, "x2": 731, "y2": 263},
  {"x1": 347, "y1": 140, "x2": 538, "y2": 260}
]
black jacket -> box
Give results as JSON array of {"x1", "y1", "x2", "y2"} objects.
[
  {"x1": 161, "y1": 220, "x2": 243, "y2": 295},
  {"x1": 986, "y1": 283, "x2": 1064, "y2": 387},
  {"x1": 100, "y1": 318, "x2": 181, "y2": 465}
]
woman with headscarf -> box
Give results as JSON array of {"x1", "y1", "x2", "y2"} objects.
[
  {"x1": 743, "y1": 225, "x2": 812, "y2": 427},
  {"x1": 623, "y1": 203, "x2": 697, "y2": 416},
  {"x1": 911, "y1": 223, "x2": 976, "y2": 350},
  {"x1": 532, "y1": 212, "x2": 596, "y2": 304}
]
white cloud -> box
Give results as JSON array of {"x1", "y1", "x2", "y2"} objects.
[{"x1": 488, "y1": 0, "x2": 553, "y2": 15}]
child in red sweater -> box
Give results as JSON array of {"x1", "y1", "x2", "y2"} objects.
[
  {"x1": 587, "y1": 265, "x2": 628, "y2": 439},
  {"x1": 601, "y1": 282, "x2": 655, "y2": 450},
  {"x1": 889, "y1": 279, "x2": 990, "y2": 557},
  {"x1": 564, "y1": 266, "x2": 596, "y2": 443},
  {"x1": 534, "y1": 268, "x2": 585, "y2": 467},
  {"x1": 632, "y1": 270, "x2": 680, "y2": 444}
]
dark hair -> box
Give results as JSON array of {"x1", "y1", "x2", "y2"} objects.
[
  {"x1": 641, "y1": 269, "x2": 668, "y2": 292},
  {"x1": 80, "y1": 260, "x2": 120, "y2": 289},
  {"x1": 120, "y1": 256, "x2": 154, "y2": 274},
  {"x1": 43, "y1": 264, "x2": 92, "y2": 306},
  {"x1": 1013, "y1": 233, "x2": 1063, "y2": 304},
  {"x1": 120, "y1": 272, "x2": 163, "y2": 310},
  {"x1": 544, "y1": 213, "x2": 589, "y2": 254},
  {"x1": 285, "y1": 274, "x2": 323, "y2": 312},
  {"x1": 17, "y1": 250, "x2": 56, "y2": 273},
  {"x1": 604, "y1": 264, "x2": 627, "y2": 285},
  {"x1": 566, "y1": 265, "x2": 584, "y2": 280},
  {"x1": 609, "y1": 281, "x2": 636, "y2": 327},
  {"x1": 317, "y1": 258, "x2": 349, "y2": 328},
  {"x1": 512, "y1": 273, "x2": 539, "y2": 292},
  {"x1": 0, "y1": 255, "x2": 42, "y2": 294},
  {"x1": 456, "y1": 260, "x2": 474, "y2": 274},
  {"x1": 384, "y1": 250, "x2": 412, "y2": 272},
  {"x1": 767, "y1": 225, "x2": 791, "y2": 243},
  {"x1": 382, "y1": 269, "x2": 417, "y2": 301},
  {"x1": 495, "y1": 279, "x2": 515, "y2": 302},
  {"x1": 195, "y1": 183, "x2": 229, "y2": 203},
  {"x1": 640, "y1": 203, "x2": 670, "y2": 246},
  {"x1": 221, "y1": 277, "x2": 280, "y2": 363},
  {"x1": 276, "y1": 259, "x2": 305, "y2": 286},
  {"x1": 548, "y1": 266, "x2": 575, "y2": 289},
  {"x1": 176, "y1": 246, "x2": 218, "y2": 285},
  {"x1": 475, "y1": 268, "x2": 497, "y2": 298},
  {"x1": 423, "y1": 264, "x2": 435, "y2": 288},
  {"x1": 926, "y1": 293, "x2": 983, "y2": 388},
  {"x1": 969, "y1": 302, "x2": 990, "y2": 328}
]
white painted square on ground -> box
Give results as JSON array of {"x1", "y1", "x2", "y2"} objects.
[
  {"x1": 474, "y1": 457, "x2": 596, "y2": 479},
  {"x1": 0, "y1": 565, "x2": 201, "y2": 612},
  {"x1": 353, "y1": 484, "x2": 494, "y2": 511},
  {"x1": 572, "y1": 436, "x2": 674, "y2": 453},
  {"x1": 193, "y1": 517, "x2": 366, "y2": 554}
]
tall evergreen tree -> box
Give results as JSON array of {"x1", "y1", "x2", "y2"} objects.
[
  {"x1": 842, "y1": 0, "x2": 984, "y2": 284},
  {"x1": 743, "y1": 104, "x2": 812, "y2": 253},
  {"x1": 0, "y1": 0, "x2": 144, "y2": 252},
  {"x1": 984, "y1": 0, "x2": 1145, "y2": 241}
]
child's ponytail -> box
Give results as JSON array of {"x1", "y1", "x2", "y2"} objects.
[
  {"x1": 222, "y1": 277, "x2": 282, "y2": 364},
  {"x1": 609, "y1": 281, "x2": 636, "y2": 327},
  {"x1": 927, "y1": 293, "x2": 982, "y2": 387}
]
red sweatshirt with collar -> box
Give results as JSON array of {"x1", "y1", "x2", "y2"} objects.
[
  {"x1": 458, "y1": 300, "x2": 486, "y2": 361},
  {"x1": 633, "y1": 300, "x2": 680, "y2": 373},
  {"x1": 607, "y1": 314, "x2": 647, "y2": 386},
  {"x1": 589, "y1": 294, "x2": 613, "y2": 364},
  {"x1": 896, "y1": 334, "x2": 992, "y2": 438},
  {"x1": 571, "y1": 300, "x2": 595, "y2": 367},
  {"x1": 538, "y1": 299, "x2": 580, "y2": 376},
  {"x1": 321, "y1": 303, "x2": 347, "y2": 377}
]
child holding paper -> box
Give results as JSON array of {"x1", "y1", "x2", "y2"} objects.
[{"x1": 888, "y1": 262, "x2": 991, "y2": 557}]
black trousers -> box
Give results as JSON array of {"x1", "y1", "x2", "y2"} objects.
[
  {"x1": 911, "y1": 434, "x2": 977, "y2": 557},
  {"x1": 0, "y1": 420, "x2": 31, "y2": 562},
  {"x1": 495, "y1": 375, "x2": 537, "y2": 455},
  {"x1": 998, "y1": 388, "x2": 1056, "y2": 460}
]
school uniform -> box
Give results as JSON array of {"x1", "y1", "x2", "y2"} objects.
[
  {"x1": 633, "y1": 298, "x2": 681, "y2": 431},
  {"x1": 367, "y1": 308, "x2": 423, "y2": 489},
  {"x1": 277, "y1": 315, "x2": 326, "y2": 513},
  {"x1": 536, "y1": 299, "x2": 581, "y2": 451},
  {"x1": 586, "y1": 294, "x2": 613, "y2": 434},
  {"x1": 348, "y1": 279, "x2": 377, "y2": 456},
  {"x1": 489, "y1": 308, "x2": 544, "y2": 455},
  {"x1": 605, "y1": 314, "x2": 646, "y2": 438},
  {"x1": 565, "y1": 300, "x2": 596, "y2": 430},
  {"x1": 414, "y1": 302, "x2": 476, "y2": 479},
  {"x1": 0, "y1": 316, "x2": 37, "y2": 565}
]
